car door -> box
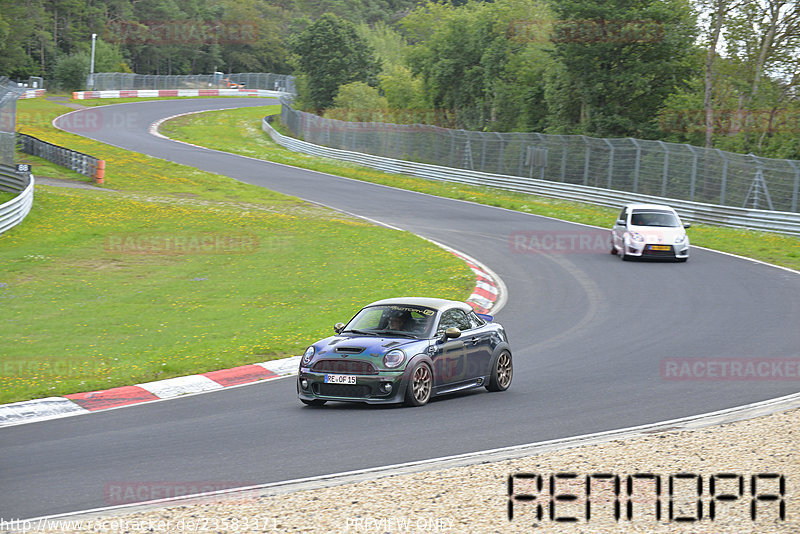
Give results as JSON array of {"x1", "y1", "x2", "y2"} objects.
[
  {"x1": 612, "y1": 206, "x2": 628, "y2": 251},
  {"x1": 465, "y1": 311, "x2": 494, "y2": 378},
  {"x1": 430, "y1": 309, "x2": 471, "y2": 388}
]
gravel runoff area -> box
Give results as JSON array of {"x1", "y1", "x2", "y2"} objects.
[{"x1": 16, "y1": 395, "x2": 797, "y2": 534}]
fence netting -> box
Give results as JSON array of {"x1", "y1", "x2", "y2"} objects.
[
  {"x1": 0, "y1": 77, "x2": 25, "y2": 166},
  {"x1": 281, "y1": 97, "x2": 800, "y2": 213},
  {"x1": 89, "y1": 72, "x2": 295, "y2": 93}
]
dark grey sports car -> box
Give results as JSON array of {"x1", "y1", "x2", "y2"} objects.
[{"x1": 297, "y1": 297, "x2": 512, "y2": 407}]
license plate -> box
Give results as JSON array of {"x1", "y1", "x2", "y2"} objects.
[
  {"x1": 649, "y1": 245, "x2": 671, "y2": 251},
  {"x1": 324, "y1": 374, "x2": 357, "y2": 384}
]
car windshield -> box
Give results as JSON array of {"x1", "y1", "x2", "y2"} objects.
[
  {"x1": 343, "y1": 304, "x2": 436, "y2": 338},
  {"x1": 630, "y1": 210, "x2": 680, "y2": 227}
]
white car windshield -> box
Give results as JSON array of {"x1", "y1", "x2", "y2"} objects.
[{"x1": 630, "y1": 210, "x2": 680, "y2": 227}]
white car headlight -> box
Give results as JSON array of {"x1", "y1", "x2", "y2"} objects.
[
  {"x1": 629, "y1": 231, "x2": 644, "y2": 243},
  {"x1": 302, "y1": 346, "x2": 315, "y2": 366},
  {"x1": 383, "y1": 349, "x2": 406, "y2": 368},
  {"x1": 674, "y1": 234, "x2": 686, "y2": 244}
]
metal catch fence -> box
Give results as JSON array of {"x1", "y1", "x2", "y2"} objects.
[
  {"x1": 89, "y1": 72, "x2": 295, "y2": 94},
  {"x1": 0, "y1": 77, "x2": 25, "y2": 166},
  {"x1": 280, "y1": 97, "x2": 800, "y2": 214}
]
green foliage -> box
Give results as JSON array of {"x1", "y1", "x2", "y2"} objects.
[
  {"x1": 53, "y1": 53, "x2": 90, "y2": 91},
  {"x1": 325, "y1": 81, "x2": 389, "y2": 121},
  {"x1": 403, "y1": 0, "x2": 556, "y2": 130},
  {"x1": 379, "y1": 64, "x2": 427, "y2": 111},
  {"x1": 357, "y1": 21, "x2": 407, "y2": 70},
  {"x1": 550, "y1": 0, "x2": 698, "y2": 138},
  {"x1": 290, "y1": 13, "x2": 380, "y2": 111}
]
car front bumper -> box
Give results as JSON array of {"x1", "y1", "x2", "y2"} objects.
[
  {"x1": 625, "y1": 241, "x2": 689, "y2": 259},
  {"x1": 297, "y1": 368, "x2": 409, "y2": 404}
]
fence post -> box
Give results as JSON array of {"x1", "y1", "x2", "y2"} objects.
[
  {"x1": 497, "y1": 133, "x2": 504, "y2": 174},
  {"x1": 657, "y1": 140, "x2": 669, "y2": 197},
  {"x1": 686, "y1": 144, "x2": 698, "y2": 201},
  {"x1": 716, "y1": 148, "x2": 728, "y2": 206},
  {"x1": 788, "y1": 159, "x2": 799, "y2": 213},
  {"x1": 535, "y1": 133, "x2": 546, "y2": 180},
  {"x1": 559, "y1": 135, "x2": 568, "y2": 182},
  {"x1": 629, "y1": 138, "x2": 641, "y2": 193},
  {"x1": 449, "y1": 131, "x2": 456, "y2": 168},
  {"x1": 603, "y1": 138, "x2": 614, "y2": 189},
  {"x1": 582, "y1": 136, "x2": 590, "y2": 186}
]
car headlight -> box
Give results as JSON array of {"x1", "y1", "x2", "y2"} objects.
[
  {"x1": 674, "y1": 234, "x2": 686, "y2": 244},
  {"x1": 629, "y1": 231, "x2": 644, "y2": 243},
  {"x1": 383, "y1": 349, "x2": 406, "y2": 369},
  {"x1": 302, "y1": 346, "x2": 315, "y2": 366}
]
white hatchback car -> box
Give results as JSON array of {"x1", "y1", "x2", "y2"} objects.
[{"x1": 610, "y1": 204, "x2": 691, "y2": 261}]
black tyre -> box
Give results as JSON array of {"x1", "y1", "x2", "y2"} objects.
[
  {"x1": 404, "y1": 362, "x2": 433, "y2": 407},
  {"x1": 300, "y1": 398, "x2": 327, "y2": 406},
  {"x1": 486, "y1": 350, "x2": 513, "y2": 392}
]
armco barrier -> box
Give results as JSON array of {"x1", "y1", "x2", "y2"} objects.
[
  {"x1": 263, "y1": 116, "x2": 800, "y2": 236},
  {"x1": 0, "y1": 165, "x2": 34, "y2": 235},
  {"x1": 17, "y1": 133, "x2": 104, "y2": 183}
]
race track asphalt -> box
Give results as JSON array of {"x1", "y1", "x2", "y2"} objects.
[{"x1": 2, "y1": 98, "x2": 798, "y2": 519}]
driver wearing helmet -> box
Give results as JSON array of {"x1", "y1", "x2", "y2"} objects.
[{"x1": 387, "y1": 310, "x2": 409, "y2": 331}]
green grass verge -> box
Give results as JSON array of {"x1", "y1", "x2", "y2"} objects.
[
  {"x1": 160, "y1": 106, "x2": 800, "y2": 271},
  {"x1": 0, "y1": 98, "x2": 474, "y2": 404}
]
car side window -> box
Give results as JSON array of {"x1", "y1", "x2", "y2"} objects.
[
  {"x1": 618, "y1": 208, "x2": 627, "y2": 224},
  {"x1": 468, "y1": 311, "x2": 485, "y2": 329},
  {"x1": 438, "y1": 309, "x2": 471, "y2": 334}
]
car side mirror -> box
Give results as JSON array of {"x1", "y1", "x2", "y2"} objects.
[
  {"x1": 443, "y1": 327, "x2": 461, "y2": 340},
  {"x1": 683, "y1": 222, "x2": 691, "y2": 229},
  {"x1": 334, "y1": 322, "x2": 345, "y2": 334}
]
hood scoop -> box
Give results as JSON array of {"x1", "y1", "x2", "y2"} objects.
[
  {"x1": 334, "y1": 346, "x2": 365, "y2": 354},
  {"x1": 382, "y1": 341, "x2": 402, "y2": 348}
]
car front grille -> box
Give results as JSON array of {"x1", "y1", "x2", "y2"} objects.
[
  {"x1": 311, "y1": 359, "x2": 378, "y2": 375},
  {"x1": 317, "y1": 383, "x2": 372, "y2": 398}
]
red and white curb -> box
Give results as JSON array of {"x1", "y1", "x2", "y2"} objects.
[
  {"x1": 0, "y1": 253, "x2": 502, "y2": 428},
  {"x1": 72, "y1": 89, "x2": 286, "y2": 100},
  {"x1": 0, "y1": 357, "x2": 300, "y2": 428}
]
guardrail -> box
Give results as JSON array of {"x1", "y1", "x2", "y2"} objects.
[
  {"x1": 0, "y1": 164, "x2": 34, "y2": 235},
  {"x1": 17, "y1": 133, "x2": 105, "y2": 183},
  {"x1": 263, "y1": 116, "x2": 800, "y2": 235}
]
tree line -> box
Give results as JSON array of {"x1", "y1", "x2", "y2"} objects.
[
  {"x1": 292, "y1": 0, "x2": 799, "y2": 159},
  {"x1": 1, "y1": 0, "x2": 797, "y2": 158}
]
